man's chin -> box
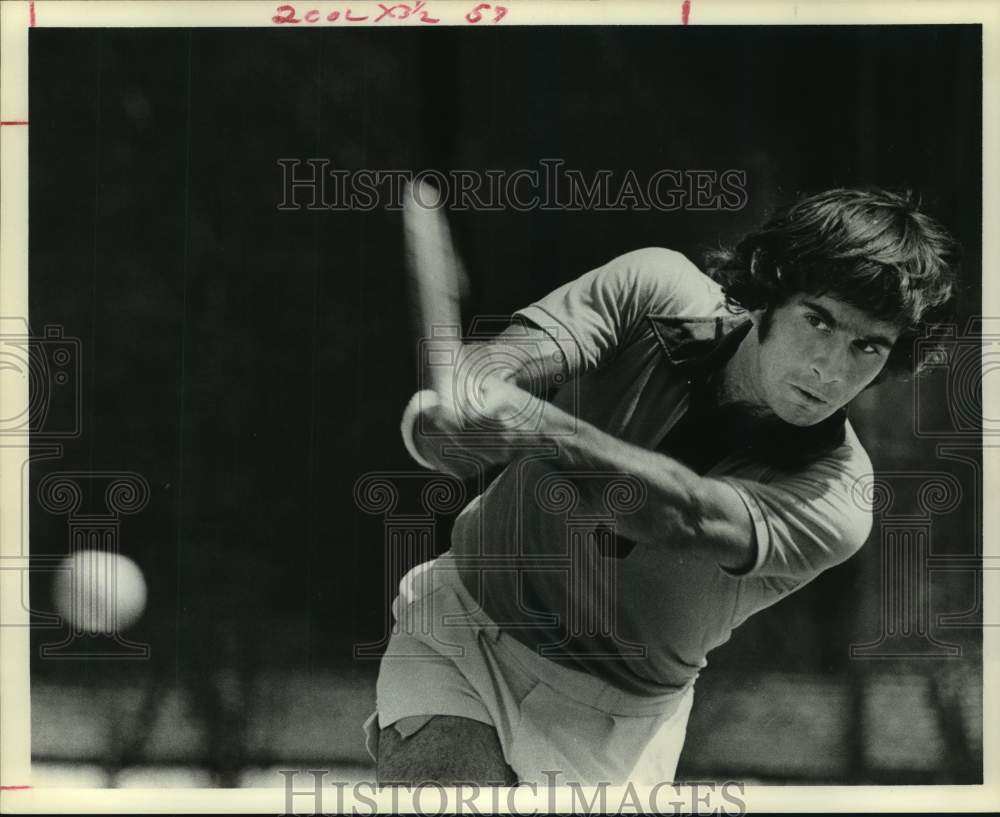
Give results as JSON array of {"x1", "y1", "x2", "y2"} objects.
[{"x1": 773, "y1": 402, "x2": 835, "y2": 427}]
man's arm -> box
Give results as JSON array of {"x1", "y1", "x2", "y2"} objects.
[
  {"x1": 537, "y1": 399, "x2": 757, "y2": 572},
  {"x1": 402, "y1": 321, "x2": 570, "y2": 476},
  {"x1": 462, "y1": 319, "x2": 570, "y2": 396},
  {"x1": 408, "y1": 377, "x2": 756, "y2": 571}
]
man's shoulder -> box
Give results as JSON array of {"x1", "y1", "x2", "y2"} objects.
[
  {"x1": 796, "y1": 419, "x2": 874, "y2": 492},
  {"x1": 610, "y1": 247, "x2": 726, "y2": 317},
  {"x1": 613, "y1": 246, "x2": 711, "y2": 283}
]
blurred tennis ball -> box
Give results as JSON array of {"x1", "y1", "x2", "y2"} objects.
[{"x1": 51, "y1": 550, "x2": 147, "y2": 634}]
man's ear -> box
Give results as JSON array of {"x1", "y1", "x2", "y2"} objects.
[{"x1": 748, "y1": 305, "x2": 775, "y2": 341}]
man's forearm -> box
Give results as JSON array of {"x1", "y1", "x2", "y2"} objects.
[
  {"x1": 537, "y1": 408, "x2": 755, "y2": 572},
  {"x1": 405, "y1": 376, "x2": 756, "y2": 572}
]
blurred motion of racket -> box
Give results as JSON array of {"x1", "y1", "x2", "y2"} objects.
[{"x1": 402, "y1": 180, "x2": 470, "y2": 407}]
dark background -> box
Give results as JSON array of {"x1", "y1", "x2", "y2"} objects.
[{"x1": 28, "y1": 25, "x2": 982, "y2": 785}]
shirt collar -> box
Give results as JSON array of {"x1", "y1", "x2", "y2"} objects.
[
  {"x1": 646, "y1": 312, "x2": 753, "y2": 379},
  {"x1": 646, "y1": 311, "x2": 849, "y2": 467}
]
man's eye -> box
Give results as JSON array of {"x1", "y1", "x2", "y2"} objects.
[
  {"x1": 805, "y1": 314, "x2": 830, "y2": 332},
  {"x1": 855, "y1": 340, "x2": 881, "y2": 355}
]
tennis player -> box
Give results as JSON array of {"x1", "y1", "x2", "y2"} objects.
[{"x1": 363, "y1": 188, "x2": 958, "y2": 786}]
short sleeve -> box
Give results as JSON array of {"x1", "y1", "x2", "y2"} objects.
[
  {"x1": 717, "y1": 434, "x2": 875, "y2": 581},
  {"x1": 514, "y1": 247, "x2": 724, "y2": 376}
]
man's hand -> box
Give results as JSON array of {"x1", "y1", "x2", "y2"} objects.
[{"x1": 402, "y1": 376, "x2": 552, "y2": 478}]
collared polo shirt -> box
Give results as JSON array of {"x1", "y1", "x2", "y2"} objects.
[{"x1": 449, "y1": 248, "x2": 874, "y2": 696}]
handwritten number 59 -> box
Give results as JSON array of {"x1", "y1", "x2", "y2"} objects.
[{"x1": 465, "y1": 3, "x2": 507, "y2": 23}]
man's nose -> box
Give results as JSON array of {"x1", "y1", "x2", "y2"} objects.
[{"x1": 811, "y1": 344, "x2": 847, "y2": 384}]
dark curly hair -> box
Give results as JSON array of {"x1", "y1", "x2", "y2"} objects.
[{"x1": 704, "y1": 188, "x2": 959, "y2": 379}]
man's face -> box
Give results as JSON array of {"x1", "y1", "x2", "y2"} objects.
[{"x1": 749, "y1": 293, "x2": 901, "y2": 426}]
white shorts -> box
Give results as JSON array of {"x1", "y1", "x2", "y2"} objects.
[{"x1": 363, "y1": 553, "x2": 694, "y2": 786}]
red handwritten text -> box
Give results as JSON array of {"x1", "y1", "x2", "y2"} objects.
[
  {"x1": 465, "y1": 3, "x2": 507, "y2": 24},
  {"x1": 272, "y1": 2, "x2": 504, "y2": 25},
  {"x1": 375, "y1": 1, "x2": 439, "y2": 23}
]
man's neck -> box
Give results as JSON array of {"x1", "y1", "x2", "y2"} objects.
[{"x1": 713, "y1": 322, "x2": 773, "y2": 418}]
